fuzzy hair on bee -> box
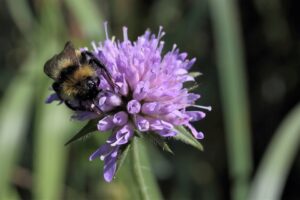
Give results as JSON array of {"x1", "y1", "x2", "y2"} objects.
[{"x1": 44, "y1": 41, "x2": 115, "y2": 112}]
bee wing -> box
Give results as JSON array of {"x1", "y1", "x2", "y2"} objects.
[
  {"x1": 44, "y1": 54, "x2": 60, "y2": 79},
  {"x1": 44, "y1": 41, "x2": 80, "y2": 80}
]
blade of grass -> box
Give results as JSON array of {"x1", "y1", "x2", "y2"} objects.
[
  {"x1": 0, "y1": 64, "x2": 35, "y2": 200},
  {"x1": 5, "y1": 0, "x2": 35, "y2": 35},
  {"x1": 208, "y1": 0, "x2": 253, "y2": 199},
  {"x1": 30, "y1": 0, "x2": 97, "y2": 196},
  {"x1": 33, "y1": 88, "x2": 73, "y2": 200},
  {"x1": 29, "y1": 39, "x2": 72, "y2": 200},
  {"x1": 64, "y1": 0, "x2": 104, "y2": 39},
  {"x1": 249, "y1": 103, "x2": 300, "y2": 200},
  {"x1": 2, "y1": 188, "x2": 20, "y2": 200},
  {"x1": 2, "y1": 0, "x2": 69, "y2": 199}
]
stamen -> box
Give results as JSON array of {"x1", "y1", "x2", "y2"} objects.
[
  {"x1": 158, "y1": 26, "x2": 163, "y2": 36},
  {"x1": 100, "y1": 155, "x2": 105, "y2": 160},
  {"x1": 91, "y1": 41, "x2": 98, "y2": 53},
  {"x1": 110, "y1": 137, "x2": 124, "y2": 147},
  {"x1": 111, "y1": 36, "x2": 116, "y2": 43},
  {"x1": 192, "y1": 105, "x2": 212, "y2": 111},
  {"x1": 172, "y1": 44, "x2": 177, "y2": 52},
  {"x1": 158, "y1": 41, "x2": 165, "y2": 52},
  {"x1": 91, "y1": 103, "x2": 102, "y2": 114},
  {"x1": 123, "y1": 27, "x2": 128, "y2": 41},
  {"x1": 104, "y1": 21, "x2": 109, "y2": 40},
  {"x1": 158, "y1": 26, "x2": 165, "y2": 39}
]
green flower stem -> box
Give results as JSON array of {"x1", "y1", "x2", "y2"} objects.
[
  {"x1": 129, "y1": 136, "x2": 163, "y2": 200},
  {"x1": 209, "y1": 0, "x2": 253, "y2": 199},
  {"x1": 249, "y1": 103, "x2": 300, "y2": 200}
]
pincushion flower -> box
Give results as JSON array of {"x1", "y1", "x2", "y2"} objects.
[{"x1": 46, "y1": 23, "x2": 211, "y2": 182}]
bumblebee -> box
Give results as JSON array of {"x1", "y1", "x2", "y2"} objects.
[{"x1": 44, "y1": 41, "x2": 114, "y2": 111}]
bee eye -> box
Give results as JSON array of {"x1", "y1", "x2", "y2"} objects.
[
  {"x1": 87, "y1": 80, "x2": 95, "y2": 88},
  {"x1": 95, "y1": 78, "x2": 100, "y2": 85}
]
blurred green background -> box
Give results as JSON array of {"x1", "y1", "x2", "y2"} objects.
[{"x1": 0, "y1": 0, "x2": 300, "y2": 199}]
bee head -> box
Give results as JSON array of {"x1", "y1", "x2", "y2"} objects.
[{"x1": 75, "y1": 76, "x2": 100, "y2": 100}]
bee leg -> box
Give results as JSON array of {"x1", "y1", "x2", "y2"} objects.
[
  {"x1": 90, "y1": 103, "x2": 103, "y2": 115},
  {"x1": 65, "y1": 100, "x2": 88, "y2": 111},
  {"x1": 93, "y1": 60, "x2": 120, "y2": 92},
  {"x1": 100, "y1": 68, "x2": 120, "y2": 91},
  {"x1": 81, "y1": 51, "x2": 94, "y2": 60},
  {"x1": 65, "y1": 99, "x2": 102, "y2": 115},
  {"x1": 82, "y1": 51, "x2": 120, "y2": 91},
  {"x1": 80, "y1": 50, "x2": 89, "y2": 63},
  {"x1": 65, "y1": 101, "x2": 80, "y2": 111}
]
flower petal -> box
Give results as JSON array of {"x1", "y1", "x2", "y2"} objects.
[
  {"x1": 150, "y1": 119, "x2": 174, "y2": 131},
  {"x1": 133, "y1": 81, "x2": 150, "y2": 101},
  {"x1": 141, "y1": 102, "x2": 158, "y2": 115},
  {"x1": 185, "y1": 123, "x2": 204, "y2": 139},
  {"x1": 103, "y1": 147, "x2": 119, "y2": 182},
  {"x1": 135, "y1": 115, "x2": 150, "y2": 132},
  {"x1": 127, "y1": 100, "x2": 141, "y2": 114},
  {"x1": 45, "y1": 93, "x2": 60, "y2": 104},
  {"x1": 110, "y1": 124, "x2": 134, "y2": 146},
  {"x1": 89, "y1": 144, "x2": 111, "y2": 161},
  {"x1": 97, "y1": 116, "x2": 114, "y2": 131},
  {"x1": 113, "y1": 111, "x2": 128, "y2": 126},
  {"x1": 186, "y1": 111, "x2": 206, "y2": 122},
  {"x1": 157, "y1": 129, "x2": 177, "y2": 137},
  {"x1": 106, "y1": 93, "x2": 122, "y2": 107}
]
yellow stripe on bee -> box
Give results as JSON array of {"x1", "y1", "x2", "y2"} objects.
[
  {"x1": 73, "y1": 65, "x2": 95, "y2": 80},
  {"x1": 60, "y1": 85, "x2": 77, "y2": 101},
  {"x1": 75, "y1": 50, "x2": 81, "y2": 57},
  {"x1": 60, "y1": 65, "x2": 96, "y2": 101},
  {"x1": 58, "y1": 58, "x2": 74, "y2": 70}
]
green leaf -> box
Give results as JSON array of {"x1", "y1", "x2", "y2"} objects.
[
  {"x1": 189, "y1": 71, "x2": 202, "y2": 78},
  {"x1": 174, "y1": 126, "x2": 204, "y2": 151},
  {"x1": 115, "y1": 144, "x2": 131, "y2": 176},
  {"x1": 144, "y1": 133, "x2": 173, "y2": 154},
  {"x1": 65, "y1": 118, "x2": 99, "y2": 145}
]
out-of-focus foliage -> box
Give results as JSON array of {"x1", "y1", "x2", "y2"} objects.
[
  {"x1": 0, "y1": 0, "x2": 300, "y2": 200},
  {"x1": 249, "y1": 103, "x2": 300, "y2": 200},
  {"x1": 209, "y1": 0, "x2": 252, "y2": 199}
]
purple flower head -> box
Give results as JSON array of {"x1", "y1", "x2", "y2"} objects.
[
  {"x1": 87, "y1": 24, "x2": 211, "y2": 181},
  {"x1": 93, "y1": 25, "x2": 209, "y2": 127},
  {"x1": 47, "y1": 23, "x2": 211, "y2": 182}
]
